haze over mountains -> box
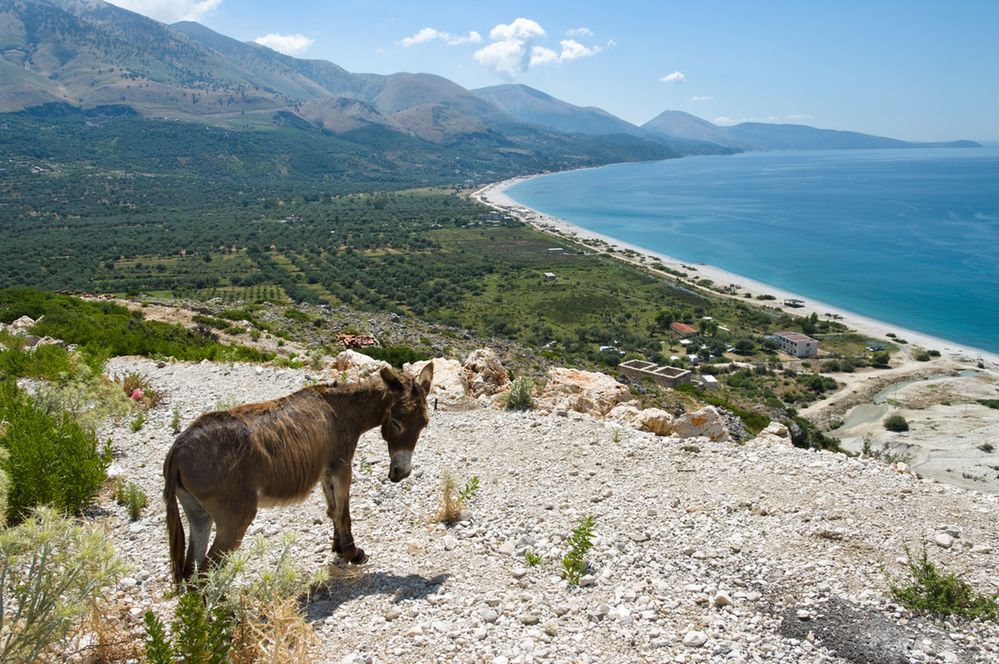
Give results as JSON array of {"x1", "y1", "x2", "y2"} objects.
[{"x1": 0, "y1": 0, "x2": 978, "y2": 183}]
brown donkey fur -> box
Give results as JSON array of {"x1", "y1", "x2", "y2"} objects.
[{"x1": 163, "y1": 364, "x2": 433, "y2": 585}]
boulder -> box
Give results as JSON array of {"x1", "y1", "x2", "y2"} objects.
[
  {"x1": 8, "y1": 316, "x2": 36, "y2": 335},
  {"x1": 607, "y1": 404, "x2": 674, "y2": 436},
  {"x1": 332, "y1": 349, "x2": 389, "y2": 383},
  {"x1": 671, "y1": 406, "x2": 731, "y2": 442},
  {"x1": 634, "y1": 408, "x2": 675, "y2": 436},
  {"x1": 747, "y1": 421, "x2": 794, "y2": 447},
  {"x1": 537, "y1": 367, "x2": 630, "y2": 418},
  {"x1": 461, "y1": 348, "x2": 510, "y2": 398},
  {"x1": 404, "y1": 357, "x2": 465, "y2": 403}
]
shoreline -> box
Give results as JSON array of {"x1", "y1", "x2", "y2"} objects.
[{"x1": 473, "y1": 175, "x2": 999, "y2": 368}]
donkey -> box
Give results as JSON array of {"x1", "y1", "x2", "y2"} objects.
[{"x1": 162, "y1": 364, "x2": 433, "y2": 585}]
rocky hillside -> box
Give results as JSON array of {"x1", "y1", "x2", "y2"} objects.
[{"x1": 92, "y1": 350, "x2": 999, "y2": 663}]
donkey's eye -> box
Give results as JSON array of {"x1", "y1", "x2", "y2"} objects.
[{"x1": 391, "y1": 419, "x2": 404, "y2": 432}]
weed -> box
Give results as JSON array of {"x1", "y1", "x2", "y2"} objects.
[
  {"x1": 979, "y1": 443, "x2": 995, "y2": 453},
  {"x1": 113, "y1": 480, "x2": 149, "y2": 521},
  {"x1": 130, "y1": 412, "x2": 146, "y2": 432},
  {"x1": 171, "y1": 406, "x2": 182, "y2": 433},
  {"x1": 436, "y1": 470, "x2": 479, "y2": 524},
  {"x1": 117, "y1": 372, "x2": 162, "y2": 409},
  {"x1": 501, "y1": 376, "x2": 535, "y2": 411},
  {"x1": 144, "y1": 534, "x2": 320, "y2": 664},
  {"x1": 0, "y1": 507, "x2": 126, "y2": 663},
  {"x1": 524, "y1": 551, "x2": 542, "y2": 567},
  {"x1": 861, "y1": 436, "x2": 913, "y2": 465},
  {"x1": 561, "y1": 516, "x2": 596, "y2": 585},
  {"x1": 887, "y1": 547, "x2": 999, "y2": 620},
  {"x1": 979, "y1": 399, "x2": 999, "y2": 410},
  {"x1": 612, "y1": 428, "x2": 622, "y2": 444}
]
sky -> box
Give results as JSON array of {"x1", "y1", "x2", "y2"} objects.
[{"x1": 105, "y1": 0, "x2": 999, "y2": 141}]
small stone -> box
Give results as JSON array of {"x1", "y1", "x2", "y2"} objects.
[
  {"x1": 477, "y1": 608, "x2": 499, "y2": 624},
  {"x1": 627, "y1": 532, "x2": 649, "y2": 543},
  {"x1": 442, "y1": 535, "x2": 458, "y2": 551},
  {"x1": 519, "y1": 613, "x2": 540, "y2": 625},
  {"x1": 934, "y1": 533, "x2": 954, "y2": 549},
  {"x1": 714, "y1": 592, "x2": 733, "y2": 607},
  {"x1": 498, "y1": 540, "x2": 516, "y2": 556},
  {"x1": 579, "y1": 574, "x2": 597, "y2": 587},
  {"x1": 384, "y1": 608, "x2": 401, "y2": 621},
  {"x1": 512, "y1": 567, "x2": 529, "y2": 579},
  {"x1": 405, "y1": 624, "x2": 423, "y2": 636},
  {"x1": 971, "y1": 543, "x2": 992, "y2": 554},
  {"x1": 683, "y1": 630, "x2": 708, "y2": 647},
  {"x1": 797, "y1": 609, "x2": 812, "y2": 620}
]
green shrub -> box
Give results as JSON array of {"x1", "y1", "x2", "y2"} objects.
[
  {"x1": 0, "y1": 289, "x2": 271, "y2": 365},
  {"x1": 0, "y1": 382, "x2": 112, "y2": 524},
  {"x1": 0, "y1": 342, "x2": 73, "y2": 380},
  {"x1": 524, "y1": 551, "x2": 542, "y2": 567},
  {"x1": 0, "y1": 507, "x2": 126, "y2": 663},
  {"x1": 884, "y1": 414, "x2": 910, "y2": 432},
  {"x1": 888, "y1": 547, "x2": 999, "y2": 620},
  {"x1": 978, "y1": 399, "x2": 999, "y2": 410},
  {"x1": 501, "y1": 376, "x2": 535, "y2": 411},
  {"x1": 130, "y1": 412, "x2": 146, "y2": 432},
  {"x1": 145, "y1": 592, "x2": 233, "y2": 664},
  {"x1": 561, "y1": 516, "x2": 596, "y2": 585},
  {"x1": 171, "y1": 406, "x2": 182, "y2": 433}
]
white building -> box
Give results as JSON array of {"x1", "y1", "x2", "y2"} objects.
[{"x1": 772, "y1": 331, "x2": 819, "y2": 358}]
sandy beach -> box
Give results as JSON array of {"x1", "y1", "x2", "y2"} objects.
[
  {"x1": 473, "y1": 176, "x2": 999, "y2": 367},
  {"x1": 473, "y1": 174, "x2": 999, "y2": 493}
]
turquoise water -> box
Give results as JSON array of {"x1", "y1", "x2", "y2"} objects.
[{"x1": 506, "y1": 148, "x2": 999, "y2": 354}]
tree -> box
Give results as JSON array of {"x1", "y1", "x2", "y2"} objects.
[{"x1": 801, "y1": 312, "x2": 819, "y2": 336}]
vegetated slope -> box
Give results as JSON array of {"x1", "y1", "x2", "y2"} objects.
[
  {"x1": 472, "y1": 84, "x2": 645, "y2": 137},
  {"x1": 642, "y1": 111, "x2": 982, "y2": 150},
  {"x1": 97, "y1": 354, "x2": 999, "y2": 662}
]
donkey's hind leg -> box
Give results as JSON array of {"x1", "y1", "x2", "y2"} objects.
[
  {"x1": 177, "y1": 487, "x2": 214, "y2": 580},
  {"x1": 204, "y1": 496, "x2": 257, "y2": 572}
]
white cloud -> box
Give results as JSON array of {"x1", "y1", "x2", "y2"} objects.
[
  {"x1": 400, "y1": 27, "x2": 482, "y2": 48},
  {"x1": 105, "y1": 0, "x2": 221, "y2": 23},
  {"x1": 660, "y1": 71, "x2": 686, "y2": 84},
  {"x1": 566, "y1": 27, "x2": 594, "y2": 38},
  {"x1": 714, "y1": 116, "x2": 735, "y2": 125},
  {"x1": 691, "y1": 95, "x2": 713, "y2": 102},
  {"x1": 785, "y1": 113, "x2": 814, "y2": 122},
  {"x1": 474, "y1": 18, "x2": 604, "y2": 78},
  {"x1": 489, "y1": 17, "x2": 546, "y2": 42},
  {"x1": 254, "y1": 33, "x2": 314, "y2": 56},
  {"x1": 557, "y1": 39, "x2": 601, "y2": 63}
]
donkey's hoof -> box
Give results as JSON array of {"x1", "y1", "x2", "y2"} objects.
[{"x1": 348, "y1": 547, "x2": 368, "y2": 565}]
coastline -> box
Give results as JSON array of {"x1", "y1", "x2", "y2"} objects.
[{"x1": 473, "y1": 175, "x2": 999, "y2": 368}]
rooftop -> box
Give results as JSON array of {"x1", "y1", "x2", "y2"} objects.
[{"x1": 774, "y1": 331, "x2": 819, "y2": 344}]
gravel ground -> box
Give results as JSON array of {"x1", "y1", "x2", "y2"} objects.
[{"x1": 98, "y1": 357, "x2": 999, "y2": 663}]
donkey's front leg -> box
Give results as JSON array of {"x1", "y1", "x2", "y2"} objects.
[{"x1": 323, "y1": 465, "x2": 366, "y2": 564}]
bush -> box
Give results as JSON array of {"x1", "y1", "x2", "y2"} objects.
[
  {"x1": 0, "y1": 342, "x2": 73, "y2": 381},
  {"x1": 501, "y1": 376, "x2": 535, "y2": 411},
  {"x1": 0, "y1": 382, "x2": 112, "y2": 523},
  {"x1": 0, "y1": 507, "x2": 126, "y2": 663},
  {"x1": 887, "y1": 547, "x2": 999, "y2": 620},
  {"x1": 884, "y1": 414, "x2": 910, "y2": 432},
  {"x1": 435, "y1": 470, "x2": 478, "y2": 524},
  {"x1": 561, "y1": 516, "x2": 596, "y2": 585},
  {"x1": 358, "y1": 345, "x2": 428, "y2": 369},
  {"x1": 144, "y1": 535, "x2": 319, "y2": 663}
]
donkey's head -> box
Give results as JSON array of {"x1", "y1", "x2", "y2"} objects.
[{"x1": 379, "y1": 364, "x2": 433, "y2": 482}]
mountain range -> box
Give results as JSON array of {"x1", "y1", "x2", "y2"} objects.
[{"x1": 0, "y1": 0, "x2": 979, "y2": 187}]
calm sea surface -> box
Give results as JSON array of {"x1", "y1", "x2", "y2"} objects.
[{"x1": 507, "y1": 148, "x2": 999, "y2": 354}]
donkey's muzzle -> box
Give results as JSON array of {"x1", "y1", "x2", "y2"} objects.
[{"x1": 388, "y1": 450, "x2": 413, "y2": 483}]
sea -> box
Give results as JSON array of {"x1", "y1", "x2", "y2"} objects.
[{"x1": 506, "y1": 147, "x2": 999, "y2": 355}]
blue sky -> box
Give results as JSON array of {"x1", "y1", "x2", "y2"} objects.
[{"x1": 109, "y1": 1, "x2": 999, "y2": 141}]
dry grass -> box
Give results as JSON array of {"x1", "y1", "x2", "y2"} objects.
[
  {"x1": 116, "y1": 371, "x2": 163, "y2": 409},
  {"x1": 230, "y1": 598, "x2": 319, "y2": 664},
  {"x1": 68, "y1": 603, "x2": 144, "y2": 663},
  {"x1": 436, "y1": 469, "x2": 461, "y2": 524}
]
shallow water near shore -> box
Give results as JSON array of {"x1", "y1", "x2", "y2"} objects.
[{"x1": 507, "y1": 148, "x2": 999, "y2": 354}]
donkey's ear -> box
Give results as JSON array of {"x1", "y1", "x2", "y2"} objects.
[
  {"x1": 380, "y1": 366, "x2": 405, "y2": 392},
  {"x1": 417, "y1": 362, "x2": 434, "y2": 394}
]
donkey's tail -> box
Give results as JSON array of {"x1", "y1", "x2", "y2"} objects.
[{"x1": 163, "y1": 449, "x2": 186, "y2": 586}]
